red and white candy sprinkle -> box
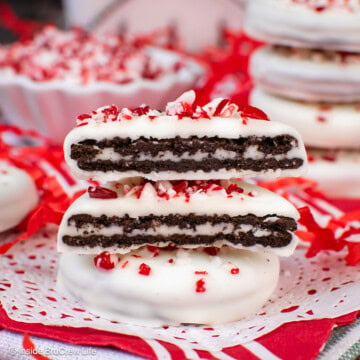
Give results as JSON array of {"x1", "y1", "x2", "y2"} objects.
[
  {"x1": 75, "y1": 90, "x2": 269, "y2": 126},
  {"x1": 0, "y1": 26, "x2": 185, "y2": 85}
]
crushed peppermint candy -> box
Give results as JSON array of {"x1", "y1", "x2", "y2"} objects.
[
  {"x1": 88, "y1": 186, "x2": 118, "y2": 199},
  {"x1": 138, "y1": 263, "x2": 151, "y2": 276},
  {"x1": 306, "y1": 150, "x2": 340, "y2": 163},
  {"x1": 195, "y1": 279, "x2": 206, "y2": 293},
  {"x1": 316, "y1": 115, "x2": 327, "y2": 123},
  {"x1": 226, "y1": 184, "x2": 244, "y2": 195},
  {"x1": 273, "y1": 45, "x2": 360, "y2": 65},
  {"x1": 147, "y1": 245, "x2": 160, "y2": 257},
  {"x1": 75, "y1": 90, "x2": 269, "y2": 126},
  {"x1": 194, "y1": 271, "x2": 208, "y2": 275},
  {"x1": 94, "y1": 252, "x2": 118, "y2": 270},
  {"x1": 107, "y1": 179, "x2": 253, "y2": 202},
  {"x1": 240, "y1": 105, "x2": 269, "y2": 124},
  {"x1": 0, "y1": 26, "x2": 186, "y2": 84},
  {"x1": 203, "y1": 247, "x2": 220, "y2": 256},
  {"x1": 322, "y1": 154, "x2": 337, "y2": 162}
]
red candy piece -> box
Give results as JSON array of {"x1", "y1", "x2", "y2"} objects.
[
  {"x1": 147, "y1": 245, "x2": 159, "y2": 257},
  {"x1": 76, "y1": 122, "x2": 88, "y2": 127},
  {"x1": 177, "y1": 102, "x2": 195, "y2": 119},
  {"x1": 132, "y1": 105, "x2": 151, "y2": 116},
  {"x1": 94, "y1": 251, "x2": 116, "y2": 270},
  {"x1": 101, "y1": 105, "x2": 119, "y2": 117},
  {"x1": 230, "y1": 267, "x2": 239, "y2": 275},
  {"x1": 121, "y1": 114, "x2": 133, "y2": 121},
  {"x1": 172, "y1": 181, "x2": 188, "y2": 193},
  {"x1": 77, "y1": 114, "x2": 92, "y2": 121},
  {"x1": 317, "y1": 116, "x2": 327, "y2": 123},
  {"x1": 241, "y1": 105, "x2": 269, "y2": 121},
  {"x1": 322, "y1": 154, "x2": 336, "y2": 162},
  {"x1": 292, "y1": 0, "x2": 353, "y2": 12},
  {"x1": 138, "y1": 263, "x2": 151, "y2": 276},
  {"x1": 213, "y1": 99, "x2": 230, "y2": 116},
  {"x1": 88, "y1": 186, "x2": 118, "y2": 199},
  {"x1": 136, "y1": 185, "x2": 146, "y2": 199},
  {"x1": 308, "y1": 155, "x2": 315, "y2": 163},
  {"x1": 196, "y1": 279, "x2": 206, "y2": 293},
  {"x1": 226, "y1": 184, "x2": 244, "y2": 195},
  {"x1": 203, "y1": 247, "x2": 219, "y2": 256}
]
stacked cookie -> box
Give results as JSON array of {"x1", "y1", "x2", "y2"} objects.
[
  {"x1": 57, "y1": 90, "x2": 307, "y2": 325},
  {"x1": 245, "y1": 0, "x2": 360, "y2": 198}
]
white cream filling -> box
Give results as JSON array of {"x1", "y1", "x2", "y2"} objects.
[
  {"x1": 76, "y1": 140, "x2": 305, "y2": 182},
  {"x1": 93, "y1": 148, "x2": 238, "y2": 162},
  {"x1": 243, "y1": 144, "x2": 300, "y2": 161},
  {"x1": 64, "y1": 222, "x2": 273, "y2": 238}
]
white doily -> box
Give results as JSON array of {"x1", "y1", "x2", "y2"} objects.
[{"x1": 0, "y1": 225, "x2": 359, "y2": 353}]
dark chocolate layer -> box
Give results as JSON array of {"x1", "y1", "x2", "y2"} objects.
[
  {"x1": 70, "y1": 135, "x2": 303, "y2": 173},
  {"x1": 62, "y1": 213, "x2": 297, "y2": 249}
]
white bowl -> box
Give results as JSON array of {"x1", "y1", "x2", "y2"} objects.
[{"x1": 0, "y1": 47, "x2": 204, "y2": 144}]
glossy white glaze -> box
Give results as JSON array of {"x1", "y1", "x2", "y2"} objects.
[
  {"x1": 58, "y1": 246, "x2": 280, "y2": 326},
  {"x1": 245, "y1": 0, "x2": 360, "y2": 52},
  {"x1": 0, "y1": 162, "x2": 38, "y2": 232},
  {"x1": 251, "y1": 46, "x2": 360, "y2": 102},
  {"x1": 307, "y1": 149, "x2": 360, "y2": 198}
]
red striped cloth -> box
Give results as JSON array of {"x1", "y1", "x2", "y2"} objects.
[{"x1": 0, "y1": 304, "x2": 358, "y2": 360}]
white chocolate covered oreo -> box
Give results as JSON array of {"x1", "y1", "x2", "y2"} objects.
[
  {"x1": 251, "y1": 46, "x2": 360, "y2": 103},
  {"x1": 58, "y1": 246, "x2": 280, "y2": 326},
  {"x1": 244, "y1": 0, "x2": 360, "y2": 52},
  {"x1": 251, "y1": 88, "x2": 360, "y2": 149},
  {"x1": 0, "y1": 162, "x2": 38, "y2": 232},
  {"x1": 57, "y1": 179, "x2": 299, "y2": 257},
  {"x1": 64, "y1": 91, "x2": 307, "y2": 182},
  {"x1": 307, "y1": 149, "x2": 360, "y2": 198}
]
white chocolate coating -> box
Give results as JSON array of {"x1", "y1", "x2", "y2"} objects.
[
  {"x1": 64, "y1": 92, "x2": 307, "y2": 181},
  {"x1": 251, "y1": 46, "x2": 360, "y2": 103},
  {"x1": 57, "y1": 246, "x2": 280, "y2": 326},
  {"x1": 58, "y1": 179, "x2": 299, "y2": 257},
  {"x1": 307, "y1": 149, "x2": 360, "y2": 198},
  {"x1": 251, "y1": 88, "x2": 360, "y2": 149},
  {"x1": 0, "y1": 162, "x2": 38, "y2": 232},
  {"x1": 244, "y1": 0, "x2": 360, "y2": 52}
]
